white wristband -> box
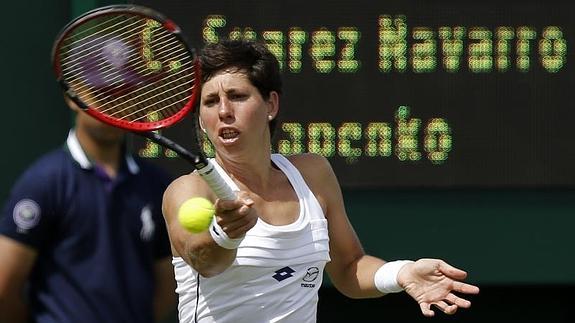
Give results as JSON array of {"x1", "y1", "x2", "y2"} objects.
[
  {"x1": 374, "y1": 260, "x2": 414, "y2": 294},
  {"x1": 209, "y1": 217, "x2": 244, "y2": 249}
]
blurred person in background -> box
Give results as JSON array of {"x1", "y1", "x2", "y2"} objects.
[{"x1": 0, "y1": 96, "x2": 177, "y2": 323}]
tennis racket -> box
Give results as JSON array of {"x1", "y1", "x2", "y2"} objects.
[{"x1": 52, "y1": 4, "x2": 236, "y2": 200}]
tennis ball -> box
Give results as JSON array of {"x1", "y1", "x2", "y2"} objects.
[{"x1": 178, "y1": 197, "x2": 215, "y2": 233}]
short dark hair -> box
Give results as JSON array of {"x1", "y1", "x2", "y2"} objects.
[{"x1": 199, "y1": 39, "x2": 282, "y2": 138}]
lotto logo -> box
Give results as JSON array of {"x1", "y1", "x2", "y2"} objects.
[{"x1": 272, "y1": 266, "x2": 295, "y2": 282}]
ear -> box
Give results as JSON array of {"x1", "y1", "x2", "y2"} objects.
[
  {"x1": 266, "y1": 91, "x2": 280, "y2": 120},
  {"x1": 198, "y1": 117, "x2": 207, "y2": 133}
]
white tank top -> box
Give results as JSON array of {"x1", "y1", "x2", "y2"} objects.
[{"x1": 172, "y1": 154, "x2": 331, "y2": 323}]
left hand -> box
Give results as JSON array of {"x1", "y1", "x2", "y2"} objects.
[{"x1": 398, "y1": 258, "x2": 480, "y2": 317}]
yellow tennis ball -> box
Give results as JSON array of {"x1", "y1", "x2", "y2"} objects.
[{"x1": 178, "y1": 197, "x2": 215, "y2": 233}]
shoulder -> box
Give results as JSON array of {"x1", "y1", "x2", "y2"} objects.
[
  {"x1": 284, "y1": 153, "x2": 335, "y2": 183},
  {"x1": 14, "y1": 149, "x2": 71, "y2": 186},
  {"x1": 163, "y1": 171, "x2": 215, "y2": 212},
  {"x1": 164, "y1": 171, "x2": 210, "y2": 198},
  {"x1": 31, "y1": 148, "x2": 70, "y2": 171},
  {"x1": 2, "y1": 149, "x2": 69, "y2": 233},
  {"x1": 281, "y1": 153, "x2": 340, "y2": 211},
  {"x1": 283, "y1": 153, "x2": 330, "y2": 168}
]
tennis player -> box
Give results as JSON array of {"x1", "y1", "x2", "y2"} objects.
[
  {"x1": 0, "y1": 97, "x2": 177, "y2": 323},
  {"x1": 162, "y1": 39, "x2": 480, "y2": 322}
]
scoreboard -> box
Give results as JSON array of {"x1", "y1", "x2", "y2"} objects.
[{"x1": 131, "y1": 0, "x2": 575, "y2": 188}]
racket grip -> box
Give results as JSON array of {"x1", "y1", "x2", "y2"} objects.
[{"x1": 197, "y1": 160, "x2": 237, "y2": 200}]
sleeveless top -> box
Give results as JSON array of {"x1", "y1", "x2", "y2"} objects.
[{"x1": 172, "y1": 154, "x2": 331, "y2": 323}]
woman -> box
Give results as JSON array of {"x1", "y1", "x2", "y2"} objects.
[{"x1": 162, "y1": 39, "x2": 479, "y2": 323}]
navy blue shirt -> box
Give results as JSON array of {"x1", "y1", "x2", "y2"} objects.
[{"x1": 0, "y1": 131, "x2": 173, "y2": 323}]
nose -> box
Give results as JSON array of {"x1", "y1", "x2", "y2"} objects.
[{"x1": 218, "y1": 98, "x2": 234, "y2": 121}]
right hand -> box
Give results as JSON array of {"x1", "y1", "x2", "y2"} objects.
[{"x1": 213, "y1": 192, "x2": 258, "y2": 239}]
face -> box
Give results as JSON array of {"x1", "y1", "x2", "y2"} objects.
[
  {"x1": 66, "y1": 96, "x2": 126, "y2": 145},
  {"x1": 76, "y1": 112, "x2": 126, "y2": 144},
  {"x1": 199, "y1": 70, "x2": 278, "y2": 154}
]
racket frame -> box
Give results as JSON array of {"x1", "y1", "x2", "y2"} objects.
[
  {"x1": 52, "y1": 4, "x2": 199, "y2": 131},
  {"x1": 52, "y1": 5, "x2": 236, "y2": 200}
]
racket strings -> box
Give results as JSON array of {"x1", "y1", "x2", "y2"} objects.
[
  {"x1": 58, "y1": 13, "x2": 197, "y2": 124},
  {"x1": 60, "y1": 15, "x2": 135, "y2": 68},
  {"x1": 62, "y1": 18, "x2": 150, "y2": 89},
  {"x1": 92, "y1": 46, "x2": 195, "y2": 113},
  {"x1": 64, "y1": 16, "x2": 192, "y2": 94},
  {"x1": 63, "y1": 24, "x2": 178, "y2": 87},
  {"x1": 102, "y1": 74, "x2": 195, "y2": 122},
  {"x1": 76, "y1": 49, "x2": 194, "y2": 119}
]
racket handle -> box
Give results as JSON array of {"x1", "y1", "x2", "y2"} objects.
[
  {"x1": 197, "y1": 160, "x2": 237, "y2": 200},
  {"x1": 138, "y1": 132, "x2": 236, "y2": 200}
]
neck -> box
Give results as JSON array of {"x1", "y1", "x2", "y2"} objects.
[
  {"x1": 216, "y1": 148, "x2": 274, "y2": 195},
  {"x1": 75, "y1": 128, "x2": 123, "y2": 178}
]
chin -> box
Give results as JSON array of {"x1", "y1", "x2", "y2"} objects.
[{"x1": 91, "y1": 128, "x2": 125, "y2": 145}]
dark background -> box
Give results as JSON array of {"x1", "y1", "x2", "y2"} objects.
[
  {"x1": 1, "y1": 1, "x2": 573, "y2": 322},
  {"x1": 132, "y1": 0, "x2": 575, "y2": 189}
]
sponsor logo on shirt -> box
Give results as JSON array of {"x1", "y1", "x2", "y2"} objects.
[
  {"x1": 301, "y1": 267, "x2": 320, "y2": 288},
  {"x1": 272, "y1": 266, "x2": 295, "y2": 282},
  {"x1": 12, "y1": 199, "x2": 41, "y2": 233}
]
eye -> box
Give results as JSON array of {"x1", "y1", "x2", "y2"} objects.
[
  {"x1": 202, "y1": 97, "x2": 218, "y2": 107},
  {"x1": 229, "y1": 93, "x2": 248, "y2": 101}
]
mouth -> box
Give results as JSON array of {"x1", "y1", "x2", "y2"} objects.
[{"x1": 219, "y1": 128, "x2": 240, "y2": 143}]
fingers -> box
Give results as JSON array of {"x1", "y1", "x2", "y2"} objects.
[
  {"x1": 414, "y1": 285, "x2": 478, "y2": 318},
  {"x1": 216, "y1": 195, "x2": 254, "y2": 211},
  {"x1": 420, "y1": 301, "x2": 458, "y2": 317},
  {"x1": 436, "y1": 260, "x2": 480, "y2": 295},
  {"x1": 438, "y1": 260, "x2": 469, "y2": 280},
  {"x1": 453, "y1": 280, "x2": 480, "y2": 295},
  {"x1": 436, "y1": 302, "x2": 458, "y2": 315},
  {"x1": 419, "y1": 303, "x2": 435, "y2": 317},
  {"x1": 445, "y1": 292, "x2": 472, "y2": 308},
  {"x1": 412, "y1": 259, "x2": 478, "y2": 317},
  {"x1": 419, "y1": 291, "x2": 476, "y2": 317},
  {"x1": 217, "y1": 208, "x2": 257, "y2": 238},
  {"x1": 214, "y1": 194, "x2": 257, "y2": 239}
]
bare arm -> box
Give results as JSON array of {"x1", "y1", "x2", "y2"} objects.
[
  {"x1": 162, "y1": 173, "x2": 257, "y2": 277},
  {"x1": 292, "y1": 154, "x2": 384, "y2": 298},
  {"x1": 0, "y1": 236, "x2": 36, "y2": 323},
  {"x1": 294, "y1": 154, "x2": 480, "y2": 315}
]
